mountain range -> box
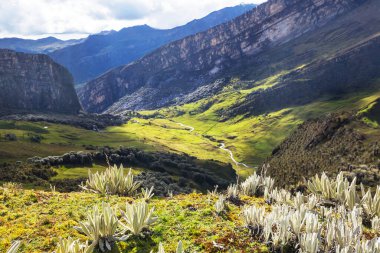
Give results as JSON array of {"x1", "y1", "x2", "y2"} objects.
[
  {"x1": 48, "y1": 4, "x2": 256, "y2": 84},
  {"x1": 0, "y1": 37, "x2": 82, "y2": 54},
  {"x1": 79, "y1": 0, "x2": 378, "y2": 115}
]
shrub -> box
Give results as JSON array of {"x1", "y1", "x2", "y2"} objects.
[
  {"x1": 307, "y1": 172, "x2": 359, "y2": 209},
  {"x1": 4, "y1": 133, "x2": 17, "y2": 141},
  {"x1": 240, "y1": 173, "x2": 261, "y2": 196},
  {"x1": 240, "y1": 172, "x2": 275, "y2": 197}
]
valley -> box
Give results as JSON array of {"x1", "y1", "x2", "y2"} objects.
[
  {"x1": 2, "y1": 81, "x2": 380, "y2": 180},
  {"x1": 0, "y1": 0, "x2": 380, "y2": 252}
]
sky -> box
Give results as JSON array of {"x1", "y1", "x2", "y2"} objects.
[{"x1": 0, "y1": 0, "x2": 266, "y2": 40}]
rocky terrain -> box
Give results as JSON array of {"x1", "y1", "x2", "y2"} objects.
[
  {"x1": 226, "y1": 34, "x2": 380, "y2": 117},
  {"x1": 79, "y1": 0, "x2": 367, "y2": 113},
  {"x1": 0, "y1": 49, "x2": 81, "y2": 115}
]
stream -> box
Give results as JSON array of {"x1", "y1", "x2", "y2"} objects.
[{"x1": 176, "y1": 122, "x2": 249, "y2": 168}]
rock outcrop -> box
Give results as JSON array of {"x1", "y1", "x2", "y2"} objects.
[
  {"x1": 0, "y1": 50, "x2": 81, "y2": 115},
  {"x1": 225, "y1": 34, "x2": 380, "y2": 117},
  {"x1": 79, "y1": 0, "x2": 365, "y2": 113}
]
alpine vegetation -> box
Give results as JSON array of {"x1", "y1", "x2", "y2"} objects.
[
  {"x1": 152, "y1": 241, "x2": 184, "y2": 253},
  {"x1": 299, "y1": 233, "x2": 320, "y2": 253},
  {"x1": 242, "y1": 205, "x2": 266, "y2": 235},
  {"x1": 74, "y1": 202, "x2": 119, "y2": 252},
  {"x1": 6, "y1": 241, "x2": 20, "y2": 253},
  {"x1": 240, "y1": 172, "x2": 274, "y2": 197},
  {"x1": 239, "y1": 172, "x2": 380, "y2": 253},
  {"x1": 80, "y1": 165, "x2": 141, "y2": 196},
  {"x1": 372, "y1": 216, "x2": 380, "y2": 231},
  {"x1": 361, "y1": 186, "x2": 380, "y2": 218},
  {"x1": 307, "y1": 172, "x2": 358, "y2": 209},
  {"x1": 226, "y1": 184, "x2": 239, "y2": 201},
  {"x1": 140, "y1": 186, "x2": 155, "y2": 202},
  {"x1": 214, "y1": 195, "x2": 226, "y2": 215},
  {"x1": 54, "y1": 237, "x2": 92, "y2": 253},
  {"x1": 119, "y1": 201, "x2": 158, "y2": 236}
]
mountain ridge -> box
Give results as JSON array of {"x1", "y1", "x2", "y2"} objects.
[
  {"x1": 0, "y1": 37, "x2": 82, "y2": 54},
  {"x1": 79, "y1": 0, "x2": 367, "y2": 113},
  {"x1": 49, "y1": 4, "x2": 256, "y2": 83}
]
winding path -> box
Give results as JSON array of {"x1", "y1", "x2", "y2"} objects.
[
  {"x1": 176, "y1": 121, "x2": 250, "y2": 168},
  {"x1": 219, "y1": 143, "x2": 249, "y2": 168},
  {"x1": 176, "y1": 122, "x2": 194, "y2": 132}
]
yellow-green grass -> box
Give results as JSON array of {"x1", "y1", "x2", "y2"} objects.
[
  {"x1": 0, "y1": 121, "x2": 162, "y2": 163},
  {"x1": 52, "y1": 165, "x2": 143, "y2": 180},
  {"x1": 0, "y1": 186, "x2": 268, "y2": 253},
  {"x1": 108, "y1": 119, "x2": 231, "y2": 166},
  {"x1": 131, "y1": 87, "x2": 380, "y2": 177}
]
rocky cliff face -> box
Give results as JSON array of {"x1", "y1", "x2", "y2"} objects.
[
  {"x1": 225, "y1": 34, "x2": 380, "y2": 117},
  {"x1": 79, "y1": 0, "x2": 365, "y2": 113},
  {"x1": 0, "y1": 50, "x2": 81, "y2": 115}
]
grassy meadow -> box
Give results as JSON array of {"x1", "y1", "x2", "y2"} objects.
[
  {"x1": 1, "y1": 84, "x2": 380, "y2": 179},
  {"x1": 0, "y1": 186, "x2": 268, "y2": 253}
]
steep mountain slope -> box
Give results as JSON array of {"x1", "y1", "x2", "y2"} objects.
[
  {"x1": 79, "y1": 0, "x2": 370, "y2": 113},
  {"x1": 0, "y1": 37, "x2": 81, "y2": 54},
  {"x1": 226, "y1": 34, "x2": 380, "y2": 117},
  {"x1": 49, "y1": 4, "x2": 255, "y2": 83},
  {"x1": 0, "y1": 50, "x2": 81, "y2": 115},
  {"x1": 264, "y1": 111, "x2": 380, "y2": 188}
]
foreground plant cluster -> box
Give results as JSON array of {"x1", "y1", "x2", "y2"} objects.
[
  {"x1": 1, "y1": 165, "x2": 379, "y2": 252},
  {"x1": 239, "y1": 172, "x2": 380, "y2": 252}
]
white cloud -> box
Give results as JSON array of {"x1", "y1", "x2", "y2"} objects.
[{"x1": 0, "y1": 0, "x2": 266, "y2": 40}]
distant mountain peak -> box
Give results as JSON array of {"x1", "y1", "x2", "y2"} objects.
[{"x1": 49, "y1": 4, "x2": 257, "y2": 83}]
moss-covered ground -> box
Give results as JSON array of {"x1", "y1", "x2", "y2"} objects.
[{"x1": 0, "y1": 186, "x2": 268, "y2": 253}]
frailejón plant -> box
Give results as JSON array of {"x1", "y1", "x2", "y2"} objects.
[
  {"x1": 6, "y1": 241, "x2": 21, "y2": 253},
  {"x1": 81, "y1": 165, "x2": 141, "y2": 196},
  {"x1": 151, "y1": 241, "x2": 184, "y2": 253},
  {"x1": 74, "y1": 202, "x2": 119, "y2": 252},
  {"x1": 119, "y1": 201, "x2": 158, "y2": 236},
  {"x1": 141, "y1": 186, "x2": 155, "y2": 202},
  {"x1": 226, "y1": 184, "x2": 239, "y2": 200},
  {"x1": 242, "y1": 205, "x2": 266, "y2": 234},
  {"x1": 214, "y1": 195, "x2": 226, "y2": 215},
  {"x1": 361, "y1": 186, "x2": 380, "y2": 218},
  {"x1": 54, "y1": 237, "x2": 92, "y2": 253},
  {"x1": 299, "y1": 233, "x2": 320, "y2": 253}
]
